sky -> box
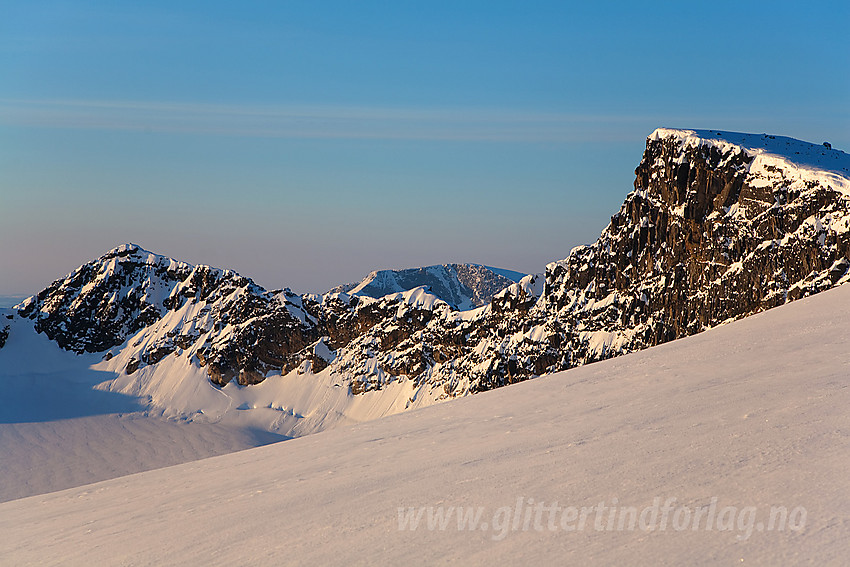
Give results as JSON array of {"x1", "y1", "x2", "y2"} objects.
[{"x1": 1, "y1": 1, "x2": 848, "y2": 298}]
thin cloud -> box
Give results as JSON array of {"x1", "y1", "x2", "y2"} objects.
[{"x1": 0, "y1": 99, "x2": 652, "y2": 142}]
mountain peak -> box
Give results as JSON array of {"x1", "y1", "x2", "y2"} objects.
[
  {"x1": 17, "y1": 245, "x2": 196, "y2": 353},
  {"x1": 100, "y1": 242, "x2": 152, "y2": 258},
  {"x1": 108, "y1": 242, "x2": 143, "y2": 254}
]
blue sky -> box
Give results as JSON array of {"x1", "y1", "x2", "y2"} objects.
[{"x1": 1, "y1": 1, "x2": 848, "y2": 296}]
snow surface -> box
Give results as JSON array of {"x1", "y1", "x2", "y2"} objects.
[{"x1": 1, "y1": 282, "x2": 848, "y2": 565}]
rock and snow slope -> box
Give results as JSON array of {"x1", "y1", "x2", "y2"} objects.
[
  {"x1": 1, "y1": 280, "x2": 847, "y2": 565},
  {"x1": 458, "y1": 128, "x2": 850, "y2": 391},
  {"x1": 0, "y1": 306, "x2": 444, "y2": 502},
  {"x1": 0, "y1": 310, "x2": 287, "y2": 502}
]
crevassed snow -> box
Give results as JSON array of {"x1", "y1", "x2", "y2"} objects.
[
  {"x1": 1, "y1": 281, "x2": 847, "y2": 565},
  {"x1": 0, "y1": 413, "x2": 284, "y2": 503}
]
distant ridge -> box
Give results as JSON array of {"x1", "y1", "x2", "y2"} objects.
[{"x1": 327, "y1": 264, "x2": 526, "y2": 310}]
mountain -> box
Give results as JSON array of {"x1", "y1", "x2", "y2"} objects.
[
  {"x1": 327, "y1": 264, "x2": 526, "y2": 310},
  {"x1": 3, "y1": 128, "x2": 848, "y2": 438}
]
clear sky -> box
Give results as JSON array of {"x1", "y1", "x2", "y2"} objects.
[{"x1": 1, "y1": 1, "x2": 848, "y2": 297}]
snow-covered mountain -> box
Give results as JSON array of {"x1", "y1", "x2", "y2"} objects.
[
  {"x1": 327, "y1": 264, "x2": 526, "y2": 310},
  {"x1": 3, "y1": 128, "x2": 849, "y2": 439}
]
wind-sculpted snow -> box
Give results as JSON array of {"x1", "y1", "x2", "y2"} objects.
[{"x1": 5, "y1": 129, "x2": 849, "y2": 435}]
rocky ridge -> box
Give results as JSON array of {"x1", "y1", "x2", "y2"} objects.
[{"x1": 7, "y1": 129, "x2": 850, "y2": 408}]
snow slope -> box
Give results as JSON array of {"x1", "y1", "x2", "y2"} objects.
[
  {"x1": 0, "y1": 414, "x2": 284, "y2": 503},
  {"x1": 1, "y1": 282, "x2": 847, "y2": 565}
]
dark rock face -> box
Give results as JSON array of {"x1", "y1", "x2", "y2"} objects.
[
  {"x1": 453, "y1": 264, "x2": 524, "y2": 308},
  {"x1": 17, "y1": 130, "x2": 850, "y2": 400},
  {"x1": 128, "y1": 266, "x2": 322, "y2": 386},
  {"x1": 550, "y1": 133, "x2": 850, "y2": 337}
]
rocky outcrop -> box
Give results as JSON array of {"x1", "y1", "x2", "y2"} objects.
[
  {"x1": 316, "y1": 129, "x2": 850, "y2": 396},
  {"x1": 0, "y1": 323, "x2": 9, "y2": 349},
  {"x1": 443, "y1": 129, "x2": 850, "y2": 392},
  {"x1": 545, "y1": 130, "x2": 850, "y2": 341},
  {"x1": 122, "y1": 265, "x2": 323, "y2": 386}
]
